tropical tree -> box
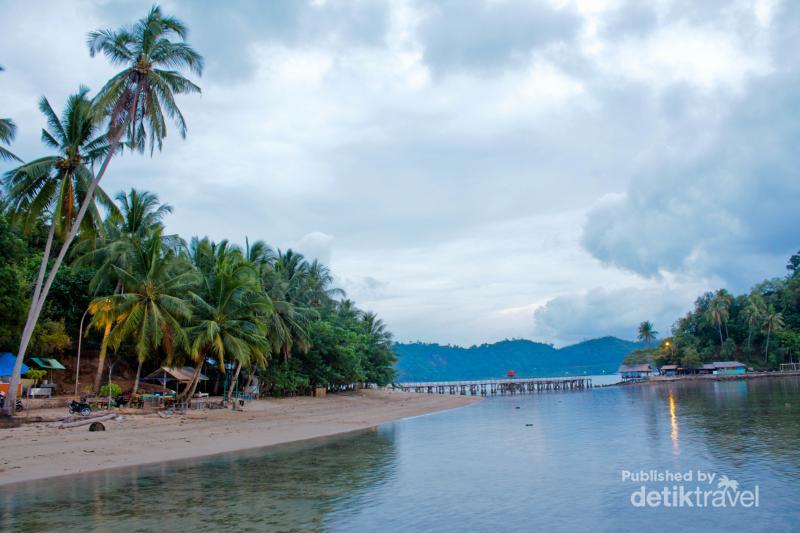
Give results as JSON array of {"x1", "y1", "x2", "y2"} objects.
[
  {"x1": 762, "y1": 308, "x2": 785, "y2": 363},
  {"x1": 183, "y1": 245, "x2": 270, "y2": 402},
  {"x1": 4, "y1": 6, "x2": 203, "y2": 414},
  {"x1": 706, "y1": 290, "x2": 732, "y2": 349},
  {"x1": 637, "y1": 321, "x2": 658, "y2": 344},
  {"x1": 86, "y1": 296, "x2": 118, "y2": 393},
  {"x1": 3, "y1": 89, "x2": 115, "y2": 409},
  {"x1": 99, "y1": 231, "x2": 194, "y2": 396},
  {"x1": 0, "y1": 66, "x2": 21, "y2": 162},
  {"x1": 78, "y1": 188, "x2": 175, "y2": 392},
  {"x1": 742, "y1": 293, "x2": 765, "y2": 352}
]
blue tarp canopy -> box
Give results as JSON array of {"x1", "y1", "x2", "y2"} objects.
[{"x1": 0, "y1": 352, "x2": 29, "y2": 377}]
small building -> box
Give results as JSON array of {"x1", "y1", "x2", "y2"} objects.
[
  {"x1": 618, "y1": 363, "x2": 653, "y2": 381},
  {"x1": 698, "y1": 363, "x2": 717, "y2": 375},
  {"x1": 660, "y1": 364, "x2": 678, "y2": 376},
  {"x1": 712, "y1": 361, "x2": 747, "y2": 375}
]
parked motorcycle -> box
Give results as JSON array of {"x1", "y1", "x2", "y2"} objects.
[
  {"x1": 69, "y1": 398, "x2": 92, "y2": 417},
  {"x1": 0, "y1": 392, "x2": 23, "y2": 412}
]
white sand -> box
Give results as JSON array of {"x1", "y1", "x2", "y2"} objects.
[{"x1": 0, "y1": 390, "x2": 479, "y2": 486}]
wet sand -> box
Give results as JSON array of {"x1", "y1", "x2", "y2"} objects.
[{"x1": 0, "y1": 390, "x2": 480, "y2": 486}]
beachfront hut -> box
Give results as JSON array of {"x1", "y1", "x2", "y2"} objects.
[
  {"x1": 618, "y1": 363, "x2": 652, "y2": 381},
  {"x1": 660, "y1": 364, "x2": 678, "y2": 376},
  {"x1": 712, "y1": 361, "x2": 746, "y2": 375},
  {"x1": 142, "y1": 366, "x2": 209, "y2": 395},
  {"x1": 27, "y1": 357, "x2": 66, "y2": 391}
]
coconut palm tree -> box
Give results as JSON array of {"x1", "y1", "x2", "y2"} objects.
[
  {"x1": 2, "y1": 89, "x2": 117, "y2": 412},
  {"x1": 100, "y1": 231, "x2": 194, "y2": 396},
  {"x1": 3, "y1": 88, "x2": 114, "y2": 237},
  {"x1": 706, "y1": 290, "x2": 732, "y2": 349},
  {"x1": 742, "y1": 293, "x2": 765, "y2": 352},
  {"x1": 762, "y1": 309, "x2": 785, "y2": 364},
  {"x1": 182, "y1": 250, "x2": 270, "y2": 402},
  {"x1": 77, "y1": 188, "x2": 176, "y2": 392},
  {"x1": 86, "y1": 296, "x2": 118, "y2": 393},
  {"x1": 0, "y1": 66, "x2": 20, "y2": 162},
  {"x1": 4, "y1": 7, "x2": 203, "y2": 414},
  {"x1": 637, "y1": 321, "x2": 658, "y2": 344}
]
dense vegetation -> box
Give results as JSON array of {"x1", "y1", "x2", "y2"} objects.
[
  {"x1": 393, "y1": 337, "x2": 645, "y2": 382},
  {"x1": 627, "y1": 251, "x2": 800, "y2": 370},
  {"x1": 0, "y1": 7, "x2": 395, "y2": 409}
]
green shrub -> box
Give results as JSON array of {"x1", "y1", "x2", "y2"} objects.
[
  {"x1": 24, "y1": 369, "x2": 47, "y2": 384},
  {"x1": 100, "y1": 383, "x2": 122, "y2": 397}
]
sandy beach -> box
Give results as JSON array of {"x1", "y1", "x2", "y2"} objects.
[{"x1": 0, "y1": 390, "x2": 479, "y2": 487}]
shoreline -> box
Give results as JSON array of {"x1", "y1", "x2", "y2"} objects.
[
  {"x1": 0, "y1": 390, "x2": 480, "y2": 488},
  {"x1": 615, "y1": 370, "x2": 800, "y2": 387}
]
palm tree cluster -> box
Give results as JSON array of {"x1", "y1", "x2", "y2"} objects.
[
  {"x1": 631, "y1": 255, "x2": 800, "y2": 370},
  {"x1": 0, "y1": 6, "x2": 394, "y2": 412}
]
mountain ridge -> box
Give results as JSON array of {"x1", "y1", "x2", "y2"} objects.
[{"x1": 392, "y1": 336, "x2": 644, "y2": 382}]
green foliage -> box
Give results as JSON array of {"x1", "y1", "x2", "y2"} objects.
[
  {"x1": 23, "y1": 369, "x2": 47, "y2": 383},
  {"x1": 100, "y1": 382, "x2": 122, "y2": 397},
  {"x1": 680, "y1": 347, "x2": 702, "y2": 369},
  {"x1": 0, "y1": 212, "x2": 27, "y2": 350},
  {"x1": 29, "y1": 319, "x2": 71, "y2": 355},
  {"x1": 721, "y1": 338, "x2": 737, "y2": 358},
  {"x1": 669, "y1": 249, "x2": 800, "y2": 369},
  {"x1": 259, "y1": 360, "x2": 310, "y2": 396},
  {"x1": 637, "y1": 321, "x2": 658, "y2": 343}
]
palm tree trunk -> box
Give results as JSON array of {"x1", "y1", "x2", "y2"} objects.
[
  {"x1": 92, "y1": 322, "x2": 113, "y2": 393},
  {"x1": 718, "y1": 324, "x2": 724, "y2": 348},
  {"x1": 5, "y1": 130, "x2": 123, "y2": 415},
  {"x1": 747, "y1": 328, "x2": 752, "y2": 351},
  {"x1": 765, "y1": 325, "x2": 772, "y2": 364},
  {"x1": 181, "y1": 361, "x2": 204, "y2": 402},
  {"x1": 226, "y1": 361, "x2": 242, "y2": 403},
  {"x1": 30, "y1": 222, "x2": 57, "y2": 318},
  {"x1": 131, "y1": 359, "x2": 143, "y2": 397}
]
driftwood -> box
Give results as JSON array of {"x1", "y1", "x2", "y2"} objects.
[{"x1": 59, "y1": 413, "x2": 117, "y2": 429}]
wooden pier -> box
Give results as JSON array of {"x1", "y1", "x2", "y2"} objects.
[{"x1": 395, "y1": 377, "x2": 592, "y2": 396}]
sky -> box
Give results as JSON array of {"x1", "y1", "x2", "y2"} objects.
[{"x1": 1, "y1": 0, "x2": 798, "y2": 347}]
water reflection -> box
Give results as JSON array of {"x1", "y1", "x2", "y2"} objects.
[
  {"x1": 3, "y1": 378, "x2": 800, "y2": 531},
  {"x1": 669, "y1": 391, "x2": 680, "y2": 455},
  {"x1": 1, "y1": 428, "x2": 397, "y2": 532}
]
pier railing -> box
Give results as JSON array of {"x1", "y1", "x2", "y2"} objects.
[{"x1": 394, "y1": 377, "x2": 592, "y2": 396}]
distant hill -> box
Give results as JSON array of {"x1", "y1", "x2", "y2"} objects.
[{"x1": 392, "y1": 337, "x2": 644, "y2": 382}]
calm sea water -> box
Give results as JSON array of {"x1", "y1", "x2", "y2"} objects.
[{"x1": 2, "y1": 377, "x2": 800, "y2": 532}]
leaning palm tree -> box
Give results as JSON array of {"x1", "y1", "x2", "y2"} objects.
[
  {"x1": 182, "y1": 252, "x2": 270, "y2": 402},
  {"x1": 3, "y1": 89, "x2": 116, "y2": 412},
  {"x1": 0, "y1": 66, "x2": 21, "y2": 162},
  {"x1": 762, "y1": 309, "x2": 785, "y2": 364},
  {"x1": 100, "y1": 231, "x2": 195, "y2": 396},
  {"x1": 5, "y1": 7, "x2": 203, "y2": 414},
  {"x1": 637, "y1": 321, "x2": 658, "y2": 344}
]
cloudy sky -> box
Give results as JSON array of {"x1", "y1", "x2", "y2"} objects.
[{"x1": 1, "y1": 0, "x2": 798, "y2": 346}]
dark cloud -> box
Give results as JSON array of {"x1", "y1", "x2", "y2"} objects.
[
  {"x1": 416, "y1": 0, "x2": 581, "y2": 76},
  {"x1": 582, "y1": 68, "x2": 800, "y2": 289}
]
